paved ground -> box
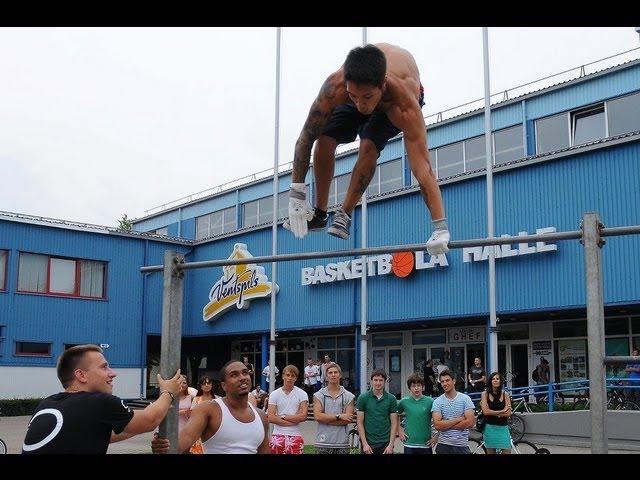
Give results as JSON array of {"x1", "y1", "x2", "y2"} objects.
[{"x1": 2, "y1": 415, "x2": 634, "y2": 454}]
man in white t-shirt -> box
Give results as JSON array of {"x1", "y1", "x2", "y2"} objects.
[
  {"x1": 303, "y1": 357, "x2": 318, "y2": 401},
  {"x1": 431, "y1": 370, "x2": 475, "y2": 454},
  {"x1": 267, "y1": 364, "x2": 308, "y2": 454},
  {"x1": 262, "y1": 361, "x2": 279, "y2": 388}
]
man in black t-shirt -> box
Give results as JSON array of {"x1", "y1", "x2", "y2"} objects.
[
  {"x1": 22, "y1": 344, "x2": 182, "y2": 454},
  {"x1": 467, "y1": 357, "x2": 486, "y2": 394}
]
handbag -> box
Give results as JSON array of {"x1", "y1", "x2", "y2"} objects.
[{"x1": 475, "y1": 413, "x2": 487, "y2": 432}]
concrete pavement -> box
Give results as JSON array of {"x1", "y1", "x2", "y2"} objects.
[{"x1": 2, "y1": 415, "x2": 634, "y2": 454}]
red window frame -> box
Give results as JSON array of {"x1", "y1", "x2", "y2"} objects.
[
  {"x1": 15, "y1": 341, "x2": 52, "y2": 357},
  {"x1": 0, "y1": 249, "x2": 7, "y2": 292},
  {"x1": 17, "y1": 253, "x2": 107, "y2": 299}
]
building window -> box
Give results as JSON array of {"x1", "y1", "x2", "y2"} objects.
[
  {"x1": 494, "y1": 125, "x2": 524, "y2": 165},
  {"x1": 18, "y1": 252, "x2": 106, "y2": 299},
  {"x1": 0, "y1": 250, "x2": 7, "y2": 291},
  {"x1": 536, "y1": 112, "x2": 570, "y2": 154},
  {"x1": 335, "y1": 173, "x2": 352, "y2": 206},
  {"x1": 553, "y1": 319, "x2": 588, "y2": 338},
  {"x1": 196, "y1": 206, "x2": 237, "y2": 239},
  {"x1": 379, "y1": 159, "x2": 403, "y2": 194},
  {"x1": 367, "y1": 167, "x2": 380, "y2": 196},
  {"x1": 154, "y1": 227, "x2": 168, "y2": 236},
  {"x1": 607, "y1": 91, "x2": 640, "y2": 136},
  {"x1": 243, "y1": 190, "x2": 304, "y2": 229},
  {"x1": 571, "y1": 104, "x2": 606, "y2": 146},
  {"x1": 436, "y1": 142, "x2": 464, "y2": 178},
  {"x1": 16, "y1": 341, "x2": 51, "y2": 357},
  {"x1": 463, "y1": 136, "x2": 486, "y2": 171}
]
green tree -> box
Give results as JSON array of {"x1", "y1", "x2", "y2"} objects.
[{"x1": 118, "y1": 214, "x2": 133, "y2": 231}]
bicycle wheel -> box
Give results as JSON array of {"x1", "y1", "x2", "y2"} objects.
[
  {"x1": 619, "y1": 400, "x2": 640, "y2": 411},
  {"x1": 513, "y1": 440, "x2": 538, "y2": 454},
  {"x1": 0, "y1": 438, "x2": 6, "y2": 454},
  {"x1": 468, "y1": 438, "x2": 486, "y2": 454},
  {"x1": 536, "y1": 447, "x2": 551, "y2": 454},
  {"x1": 508, "y1": 413, "x2": 525, "y2": 442}
]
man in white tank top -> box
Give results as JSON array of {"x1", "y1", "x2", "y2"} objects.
[
  {"x1": 267, "y1": 364, "x2": 309, "y2": 454},
  {"x1": 151, "y1": 360, "x2": 270, "y2": 454}
]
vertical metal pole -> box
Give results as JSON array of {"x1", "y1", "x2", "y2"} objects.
[
  {"x1": 360, "y1": 26, "x2": 369, "y2": 394},
  {"x1": 482, "y1": 27, "x2": 498, "y2": 373},
  {"x1": 269, "y1": 27, "x2": 281, "y2": 394},
  {"x1": 583, "y1": 212, "x2": 607, "y2": 454},
  {"x1": 158, "y1": 250, "x2": 184, "y2": 454}
]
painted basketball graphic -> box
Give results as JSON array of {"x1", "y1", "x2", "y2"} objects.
[{"x1": 392, "y1": 252, "x2": 414, "y2": 277}]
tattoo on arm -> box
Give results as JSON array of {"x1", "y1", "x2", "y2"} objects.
[{"x1": 292, "y1": 79, "x2": 336, "y2": 181}]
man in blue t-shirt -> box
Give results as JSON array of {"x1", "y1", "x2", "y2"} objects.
[
  {"x1": 625, "y1": 347, "x2": 640, "y2": 404},
  {"x1": 431, "y1": 369, "x2": 476, "y2": 454}
]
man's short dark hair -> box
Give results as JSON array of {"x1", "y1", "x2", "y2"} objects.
[
  {"x1": 220, "y1": 359, "x2": 245, "y2": 381},
  {"x1": 407, "y1": 373, "x2": 424, "y2": 388},
  {"x1": 370, "y1": 369, "x2": 387, "y2": 381},
  {"x1": 344, "y1": 44, "x2": 386, "y2": 87},
  {"x1": 439, "y1": 369, "x2": 454, "y2": 381},
  {"x1": 57, "y1": 344, "x2": 103, "y2": 388}
]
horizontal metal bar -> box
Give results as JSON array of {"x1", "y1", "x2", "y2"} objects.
[
  {"x1": 139, "y1": 224, "x2": 640, "y2": 273},
  {"x1": 140, "y1": 230, "x2": 584, "y2": 273},
  {"x1": 603, "y1": 356, "x2": 640, "y2": 364},
  {"x1": 601, "y1": 226, "x2": 640, "y2": 237}
]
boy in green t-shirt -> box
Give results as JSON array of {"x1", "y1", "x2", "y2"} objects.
[{"x1": 397, "y1": 373, "x2": 437, "y2": 454}]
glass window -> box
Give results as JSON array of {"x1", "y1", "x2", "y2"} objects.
[
  {"x1": 572, "y1": 105, "x2": 605, "y2": 146},
  {"x1": 605, "y1": 338, "x2": 630, "y2": 378},
  {"x1": 277, "y1": 191, "x2": 288, "y2": 220},
  {"x1": 605, "y1": 317, "x2": 629, "y2": 336},
  {"x1": 436, "y1": 142, "x2": 464, "y2": 178},
  {"x1": 337, "y1": 335, "x2": 355, "y2": 349},
  {"x1": 196, "y1": 215, "x2": 210, "y2": 240},
  {"x1": 79, "y1": 260, "x2": 105, "y2": 298},
  {"x1": 372, "y1": 333, "x2": 403, "y2": 347},
  {"x1": 494, "y1": 125, "x2": 524, "y2": 165},
  {"x1": 257, "y1": 197, "x2": 273, "y2": 224},
  {"x1": 317, "y1": 337, "x2": 336, "y2": 349},
  {"x1": 243, "y1": 200, "x2": 258, "y2": 228},
  {"x1": 464, "y1": 136, "x2": 486, "y2": 171},
  {"x1": 553, "y1": 320, "x2": 587, "y2": 338},
  {"x1": 536, "y1": 113, "x2": 569, "y2": 154},
  {"x1": 0, "y1": 250, "x2": 7, "y2": 291},
  {"x1": 336, "y1": 173, "x2": 352, "y2": 205},
  {"x1": 49, "y1": 258, "x2": 77, "y2": 295},
  {"x1": 607, "y1": 92, "x2": 640, "y2": 136},
  {"x1": 379, "y1": 159, "x2": 402, "y2": 194},
  {"x1": 222, "y1": 207, "x2": 236, "y2": 233},
  {"x1": 18, "y1": 253, "x2": 48, "y2": 293},
  {"x1": 16, "y1": 341, "x2": 51, "y2": 356},
  {"x1": 412, "y1": 330, "x2": 447, "y2": 345},
  {"x1": 154, "y1": 227, "x2": 168, "y2": 236},
  {"x1": 336, "y1": 350, "x2": 355, "y2": 387},
  {"x1": 367, "y1": 166, "x2": 380, "y2": 197},
  {"x1": 632, "y1": 317, "x2": 640, "y2": 334},
  {"x1": 497, "y1": 323, "x2": 529, "y2": 340}
]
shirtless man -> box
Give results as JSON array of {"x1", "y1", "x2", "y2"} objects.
[
  {"x1": 151, "y1": 360, "x2": 270, "y2": 454},
  {"x1": 284, "y1": 43, "x2": 449, "y2": 256}
]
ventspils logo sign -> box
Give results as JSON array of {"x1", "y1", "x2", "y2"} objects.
[{"x1": 203, "y1": 243, "x2": 279, "y2": 322}]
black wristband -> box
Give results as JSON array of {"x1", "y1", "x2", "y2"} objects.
[{"x1": 160, "y1": 390, "x2": 175, "y2": 401}]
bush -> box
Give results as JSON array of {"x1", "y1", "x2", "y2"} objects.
[{"x1": 0, "y1": 398, "x2": 43, "y2": 416}]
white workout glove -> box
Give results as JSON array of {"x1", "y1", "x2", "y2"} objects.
[
  {"x1": 283, "y1": 183, "x2": 314, "y2": 239},
  {"x1": 426, "y1": 218, "x2": 450, "y2": 256}
]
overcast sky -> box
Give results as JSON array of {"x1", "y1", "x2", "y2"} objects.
[{"x1": 1, "y1": 27, "x2": 638, "y2": 227}]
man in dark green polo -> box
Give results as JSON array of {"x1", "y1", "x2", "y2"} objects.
[{"x1": 355, "y1": 369, "x2": 398, "y2": 454}]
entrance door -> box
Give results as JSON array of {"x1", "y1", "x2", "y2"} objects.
[
  {"x1": 372, "y1": 348, "x2": 402, "y2": 399},
  {"x1": 498, "y1": 343, "x2": 529, "y2": 390}
]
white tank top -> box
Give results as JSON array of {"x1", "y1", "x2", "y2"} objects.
[{"x1": 202, "y1": 397, "x2": 264, "y2": 454}]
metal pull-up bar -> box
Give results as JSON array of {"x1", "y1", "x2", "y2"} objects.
[{"x1": 143, "y1": 212, "x2": 640, "y2": 454}]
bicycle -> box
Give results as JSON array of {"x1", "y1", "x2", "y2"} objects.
[
  {"x1": 468, "y1": 436, "x2": 550, "y2": 454},
  {"x1": 573, "y1": 382, "x2": 640, "y2": 411},
  {"x1": 348, "y1": 427, "x2": 360, "y2": 454},
  {"x1": 0, "y1": 411, "x2": 7, "y2": 454}
]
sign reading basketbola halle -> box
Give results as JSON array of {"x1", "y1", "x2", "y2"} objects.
[
  {"x1": 203, "y1": 243, "x2": 279, "y2": 321},
  {"x1": 301, "y1": 227, "x2": 558, "y2": 286}
]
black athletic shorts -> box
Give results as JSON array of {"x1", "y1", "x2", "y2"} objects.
[{"x1": 321, "y1": 84, "x2": 425, "y2": 156}]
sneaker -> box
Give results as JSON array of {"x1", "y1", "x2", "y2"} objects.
[
  {"x1": 327, "y1": 207, "x2": 351, "y2": 239},
  {"x1": 283, "y1": 208, "x2": 328, "y2": 232}
]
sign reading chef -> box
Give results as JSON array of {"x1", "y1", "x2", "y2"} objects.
[{"x1": 203, "y1": 243, "x2": 278, "y2": 322}]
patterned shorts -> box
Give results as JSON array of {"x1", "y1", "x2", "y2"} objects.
[{"x1": 270, "y1": 434, "x2": 304, "y2": 454}]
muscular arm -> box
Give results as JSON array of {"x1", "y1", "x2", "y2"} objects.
[
  {"x1": 292, "y1": 71, "x2": 346, "y2": 183},
  {"x1": 454, "y1": 409, "x2": 477, "y2": 430}
]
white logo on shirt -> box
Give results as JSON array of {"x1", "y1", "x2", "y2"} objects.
[{"x1": 22, "y1": 409, "x2": 64, "y2": 452}]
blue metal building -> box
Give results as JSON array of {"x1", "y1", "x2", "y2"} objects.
[{"x1": 1, "y1": 56, "x2": 639, "y2": 400}]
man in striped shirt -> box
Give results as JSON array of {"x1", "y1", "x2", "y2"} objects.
[{"x1": 431, "y1": 370, "x2": 475, "y2": 454}]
